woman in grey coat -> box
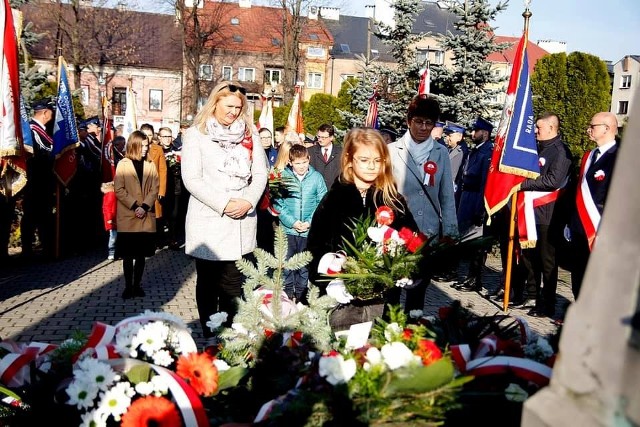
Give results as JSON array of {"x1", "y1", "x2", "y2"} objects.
[{"x1": 182, "y1": 81, "x2": 268, "y2": 337}]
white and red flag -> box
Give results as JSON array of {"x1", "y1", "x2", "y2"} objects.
[
  {"x1": 418, "y1": 65, "x2": 430, "y2": 96},
  {"x1": 364, "y1": 90, "x2": 379, "y2": 129},
  {"x1": 284, "y1": 83, "x2": 304, "y2": 136}
]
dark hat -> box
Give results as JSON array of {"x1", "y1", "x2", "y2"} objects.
[
  {"x1": 77, "y1": 120, "x2": 88, "y2": 130},
  {"x1": 84, "y1": 116, "x2": 102, "y2": 127},
  {"x1": 434, "y1": 121, "x2": 445, "y2": 128},
  {"x1": 444, "y1": 121, "x2": 466, "y2": 134},
  {"x1": 31, "y1": 98, "x2": 55, "y2": 112},
  {"x1": 472, "y1": 117, "x2": 494, "y2": 133}
]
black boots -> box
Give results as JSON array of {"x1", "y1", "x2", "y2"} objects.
[{"x1": 122, "y1": 258, "x2": 145, "y2": 299}]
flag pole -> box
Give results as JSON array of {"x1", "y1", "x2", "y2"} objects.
[
  {"x1": 502, "y1": 1, "x2": 532, "y2": 312},
  {"x1": 54, "y1": 54, "x2": 62, "y2": 260}
]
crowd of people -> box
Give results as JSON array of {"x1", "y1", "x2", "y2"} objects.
[{"x1": 0, "y1": 80, "x2": 619, "y2": 338}]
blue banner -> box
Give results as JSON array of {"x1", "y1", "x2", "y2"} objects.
[{"x1": 52, "y1": 60, "x2": 78, "y2": 157}]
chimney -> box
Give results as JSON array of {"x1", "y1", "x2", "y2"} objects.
[
  {"x1": 239, "y1": 0, "x2": 251, "y2": 8},
  {"x1": 623, "y1": 56, "x2": 630, "y2": 72}
]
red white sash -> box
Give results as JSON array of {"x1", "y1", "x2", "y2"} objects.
[
  {"x1": 516, "y1": 183, "x2": 565, "y2": 249},
  {"x1": 575, "y1": 151, "x2": 600, "y2": 250}
]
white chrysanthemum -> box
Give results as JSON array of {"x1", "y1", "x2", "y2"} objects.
[
  {"x1": 150, "y1": 375, "x2": 169, "y2": 396},
  {"x1": 213, "y1": 358, "x2": 230, "y2": 372},
  {"x1": 152, "y1": 349, "x2": 174, "y2": 367},
  {"x1": 114, "y1": 322, "x2": 143, "y2": 357},
  {"x1": 505, "y1": 383, "x2": 529, "y2": 402},
  {"x1": 88, "y1": 362, "x2": 119, "y2": 392},
  {"x1": 79, "y1": 408, "x2": 108, "y2": 427},
  {"x1": 384, "y1": 322, "x2": 403, "y2": 341},
  {"x1": 74, "y1": 357, "x2": 104, "y2": 375},
  {"x1": 173, "y1": 330, "x2": 198, "y2": 355},
  {"x1": 409, "y1": 310, "x2": 424, "y2": 319},
  {"x1": 206, "y1": 312, "x2": 228, "y2": 331},
  {"x1": 365, "y1": 347, "x2": 383, "y2": 366},
  {"x1": 66, "y1": 379, "x2": 99, "y2": 410},
  {"x1": 97, "y1": 382, "x2": 135, "y2": 421},
  {"x1": 523, "y1": 336, "x2": 554, "y2": 362},
  {"x1": 318, "y1": 354, "x2": 357, "y2": 385},
  {"x1": 134, "y1": 381, "x2": 154, "y2": 396},
  {"x1": 131, "y1": 321, "x2": 170, "y2": 356},
  {"x1": 381, "y1": 342, "x2": 421, "y2": 370}
]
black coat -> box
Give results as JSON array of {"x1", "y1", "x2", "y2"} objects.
[
  {"x1": 306, "y1": 180, "x2": 418, "y2": 287},
  {"x1": 309, "y1": 144, "x2": 343, "y2": 189}
]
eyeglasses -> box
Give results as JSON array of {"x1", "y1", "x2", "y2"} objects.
[
  {"x1": 587, "y1": 123, "x2": 607, "y2": 130},
  {"x1": 316, "y1": 135, "x2": 331, "y2": 139},
  {"x1": 159, "y1": 135, "x2": 172, "y2": 138},
  {"x1": 260, "y1": 136, "x2": 272, "y2": 140},
  {"x1": 218, "y1": 84, "x2": 247, "y2": 95},
  {"x1": 411, "y1": 118, "x2": 435, "y2": 128},
  {"x1": 354, "y1": 156, "x2": 383, "y2": 168}
]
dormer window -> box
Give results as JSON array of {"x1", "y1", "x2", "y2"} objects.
[
  {"x1": 231, "y1": 17, "x2": 239, "y2": 25},
  {"x1": 233, "y1": 35, "x2": 243, "y2": 43}
]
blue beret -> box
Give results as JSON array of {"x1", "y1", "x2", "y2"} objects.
[
  {"x1": 444, "y1": 121, "x2": 465, "y2": 134},
  {"x1": 434, "y1": 121, "x2": 445, "y2": 128},
  {"x1": 31, "y1": 98, "x2": 55, "y2": 111},
  {"x1": 84, "y1": 116, "x2": 102, "y2": 127},
  {"x1": 472, "y1": 117, "x2": 494, "y2": 133}
]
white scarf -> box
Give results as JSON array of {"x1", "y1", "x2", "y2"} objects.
[{"x1": 206, "y1": 118, "x2": 252, "y2": 189}]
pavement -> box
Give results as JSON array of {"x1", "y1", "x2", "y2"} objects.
[{"x1": 0, "y1": 246, "x2": 572, "y2": 346}]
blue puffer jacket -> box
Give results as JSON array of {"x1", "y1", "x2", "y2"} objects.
[{"x1": 274, "y1": 166, "x2": 327, "y2": 237}]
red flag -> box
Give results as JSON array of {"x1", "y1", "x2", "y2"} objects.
[
  {"x1": 100, "y1": 96, "x2": 114, "y2": 182},
  {"x1": 52, "y1": 56, "x2": 80, "y2": 186},
  {"x1": 484, "y1": 30, "x2": 539, "y2": 217},
  {"x1": 418, "y1": 65, "x2": 430, "y2": 96},
  {"x1": 0, "y1": 2, "x2": 27, "y2": 197},
  {"x1": 284, "y1": 84, "x2": 304, "y2": 136}
]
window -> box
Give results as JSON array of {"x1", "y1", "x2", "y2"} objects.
[
  {"x1": 307, "y1": 47, "x2": 325, "y2": 58},
  {"x1": 231, "y1": 17, "x2": 239, "y2": 25},
  {"x1": 112, "y1": 87, "x2": 127, "y2": 116},
  {"x1": 340, "y1": 73, "x2": 356, "y2": 82},
  {"x1": 416, "y1": 49, "x2": 428, "y2": 65},
  {"x1": 81, "y1": 85, "x2": 89, "y2": 105},
  {"x1": 265, "y1": 69, "x2": 282, "y2": 84},
  {"x1": 238, "y1": 67, "x2": 255, "y2": 82},
  {"x1": 149, "y1": 89, "x2": 162, "y2": 111},
  {"x1": 340, "y1": 44, "x2": 351, "y2": 53},
  {"x1": 434, "y1": 50, "x2": 444, "y2": 65},
  {"x1": 233, "y1": 35, "x2": 243, "y2": 43},
  {"x1": 621, "y1": 75, "x2": 632, "y2": 88},
  {"x1": 618, "y1": 101, "x2": 629, "y2": 115},
  {"x1": 307, "y1": 72, "x2": 323, "y2": 89},
  {"x1": 199, "y1": 64, "x2": 213, "y2": 81},
  {"x1": 272, "y1": 38, "x2": 280, "y2": 47},
  {"x1": 309, "y1": 33, "x2": 319, "y2": 40},
  {"x1": 222, "y1": 66, "x2": 232, "y2": 81}
]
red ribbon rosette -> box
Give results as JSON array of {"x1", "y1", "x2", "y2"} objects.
[
  {"x1": 423, "y1": 161, "x2": 437, "y2": 186},
  {"x1": 375, "y1": 206, "x2": 395, "y2": 226}
]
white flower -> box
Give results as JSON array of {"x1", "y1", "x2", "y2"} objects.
[
  {"x1": 66, "y1": 379, "x2": 99, "y2": 410},
  {"x1": 97, "y1": 382, "x2": 135, "y2": 421},
  {"x1": 206, "y1": 312, "x2": 228, "y2": 331},
  {"x1": 79, "y1": 408, "x2": 108, "y2": 427},
  {"x1": 131, "y1": 321, "x2": 170, "y2": 356},
  {"x1": 409, "y1": 310, "x2": 424, "y2": 319},
  {"x1": 150, "y1": 375, "x2": 169, "y2": 396},
  {"x1": 134, "y1": 381, "x2": 154, "y2": 396},
  {"x1": 114, "y1": 322, "x2": 143, "y2": 357},
  {"x1": 381, "y1": 342, "x2": 421, "y2": 370},
  {"x1": 213, "y1": 358, "x2": 230, "y2": 372},
  {"x1": 384, "y1": 322, "x2": 403, "y2": 341},
  {"x1": 318, "y1": 354, "x2": 357, "y2": 385},
  {"x1": 505, "y1": 383, "x2": 529, "y2": 402},
  {"x1": 523, "y1": 336, "x2": 554, "y2": 362},
  {"x1": 395, "y1": 277, "x2": 414, "y2": 288},
  {"x1": 365, "y1": 347, "x2": 382, "y2": 366},
  {"x1": 83, "y1": 361, "x2": 118, "y2": 392},
  {"x1": 325, "y1": 279, "x2": 354, "y2": 304},
  {"x1": 152, "y1": 349, "x2": 174, "y2": 367}
]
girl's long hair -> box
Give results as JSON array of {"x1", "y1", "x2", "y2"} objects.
[
  {"x1": 125, "y1": 130, "x2": 147, "y2": 161},
  {"x1": 340, "y1": 127, "x2": 404, "y2": 213},
  {"x1": 192, "y1": 80, "x2": 250, "y2": 134}
]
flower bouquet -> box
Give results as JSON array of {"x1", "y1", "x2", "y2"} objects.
[
  {"x1": 267, "y1": 167, "x2": 294, "y2": 200},
  {"x1": 319, "y1": 206, "x2": 428, "y2": 304},
  {"x1": 165, "y1": 150, "x2": 181, "y2": 168}
]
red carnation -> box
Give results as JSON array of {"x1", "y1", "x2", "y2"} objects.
[
  {"x1": 375, "y1": 206, "x2": 395, "y2": 226},
  {"x1": 402, "y1": 328, "x2": 413, "y2": 340},
  {"x1": 407, "y1": 232, "x2": 428, "y2": 253},
  {"x1": 415, "y1": 339, "x2": 442, "y2": 366},
  {"x1": 398, "y1": 227, "x2": 414, "y2": 244}
]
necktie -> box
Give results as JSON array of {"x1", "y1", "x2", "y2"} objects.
[
  {"x1": 323, "y1": 148, "x2": 328, "y2": 162},
  {"x1": 592, "y1": 148, "x2": 600, "y2": 163}
]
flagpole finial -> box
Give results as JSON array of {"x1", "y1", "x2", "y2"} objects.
[{"x1": 522, "y1": 0, "x2": 532, "y2": 32}]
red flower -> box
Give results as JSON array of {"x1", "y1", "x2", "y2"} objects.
[
  {"x1": 375, "y1": 206, "x2": 395, "y2": 226},
  {"x1": 407, "y1": 232, "x2": 427, "y2": 253},
  {"x1": 398, "y1": 227, "x2": 414, "y2": 244},
  {"x1": 262, "y1": 293, "x2": 273, "y2": 305},
  {"x1": 415, "y1": 339, "x2": 442, "y2": 366},
  {"x1": 327, "y1": 350, "x2": 340, "y2": 357},
  {"x1": 402, "y1": 328, "x2": 413, "y2": 340},
  {"x1": 121, "y1": 396, "x2": 181, "y2": 427},
  {"x1": 264, "y1": 329, "x2": 275, "y2": 339},
  {"x1": 176, "y1": 352, "x2": 219, "y2": 396}
]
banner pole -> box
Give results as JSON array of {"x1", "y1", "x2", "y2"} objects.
[
  {"x1": 55, "y1": 181, "x2": 61, "y2": 259},
  {"x1": 503, "y1": 192, "x2": 518, "y2": 312}
]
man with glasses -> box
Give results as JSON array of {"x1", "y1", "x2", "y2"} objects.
[
  {"x1": 515, "y1": 112, "x2": 572, "y2": 318},
  {"x1": 258, "y1": 128, "x2": 278, "y2": 166},
  {"x1": 309, "y1": 124, "x2": 342, "y2": 189},
  {"x1": 140, "y1": 123, "x2": 168, "y2": 248},
  {"x1": 388, "y1": 95, "x2": 458, "y2": 313},
  {"x1": 566, "y1": 112, "x2": 619, "y2": 300}
]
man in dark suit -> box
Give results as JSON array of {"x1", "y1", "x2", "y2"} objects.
[
  {"x1": 566, "y1": 112, "x2": 619, "y2": 300},
  {"x1": 309, "y1": 124, "x2": 342, "y2": 189}
]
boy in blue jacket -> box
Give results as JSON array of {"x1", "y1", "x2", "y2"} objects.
[{"x1": 274, "y1": 144, "x2": 327, "y2": 302}]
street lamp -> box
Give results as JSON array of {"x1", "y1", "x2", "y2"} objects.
[{"x1": 329, "y1": 55, "x2": 335, "y2": 96}]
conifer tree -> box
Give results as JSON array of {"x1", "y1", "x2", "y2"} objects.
[{"x1": 430, "y1": 0, "x2": 507, "y2": 126}]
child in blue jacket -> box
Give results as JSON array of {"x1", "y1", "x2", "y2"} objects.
[{"x1": 274, "y1": 144, "x2": 327, "y2": 302}]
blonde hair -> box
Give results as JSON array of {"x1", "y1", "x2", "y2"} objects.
[
  {"x1": 274, "y1": 140, "x2": 293, "y2": 170},
  {"x1": 341, "y1": 128, "x2": 404, "y2": 213},
  {"x1": 125, "y1": 130, "x2": 148, "y2": 161},
  {"x1": 193, "y1": 81, "x2": 249, "y2": 134},
  {"x1": 100, "y1": 181, "x2": 114, "y2": 193}
]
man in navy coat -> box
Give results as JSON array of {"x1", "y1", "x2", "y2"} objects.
[{"x1": 566, "y1": 112, "x2": 619, "y2": 300}]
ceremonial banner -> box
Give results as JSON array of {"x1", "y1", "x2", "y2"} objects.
[
  {"x1": 364, "y1": 91, "x2": 379, "y2": 129},
  {"x1": 52, "y1": 56, "x2": 79, "y2": 186},
  {"x1": 0, "y1": 0, "x2": 27, "y2": 196},
  {"x1": 418, "y1": 64, "x2": 430, "y2": 96},
  {"x1": 101, "y1": 95, "x2": 115, "y2": 182},
  {"x1": 484, "y1": 31, "x2": 539, "y2": 217},
  {"x1": 284, "y1": 84, "x2": 304, "y2": 136},
  {"x1": 257, "y1": 95, "x2": 274, "y2": 144},
  {"x1": 122, "y1": 87, "x2": 137, "y2": 140}
]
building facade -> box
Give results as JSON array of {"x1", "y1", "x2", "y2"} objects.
[{"x1": 610, "y1": 55, "x2": 639, "y2": 125}]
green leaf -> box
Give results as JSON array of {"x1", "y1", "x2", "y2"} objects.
[
  {"x1": 0, "y1": 385, "x2": 22, "y2": 402},
  {"x1": 382, "y1": 358, "x2": 455, "y2": 396},
  {"x1": 217, "y1": 366, "x2": 248, "y2": 391},
  {"x1": 126, "y1": 364, "x2": 152, "y2": 384}
]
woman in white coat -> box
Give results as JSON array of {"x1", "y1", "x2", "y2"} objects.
[{"x1": 182, "y1": 81, "x2": 268, "y2": 337}]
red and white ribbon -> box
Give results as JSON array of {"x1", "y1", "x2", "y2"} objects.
[
  {"x1": 517, "y1": 179, "x2": 566, "y2": 249},
  {"x1": 423, "y1": 161, "x2": 437, "y2": 186},
  {"x1": 0, "y1": 341, "x2": 57, "y2": 387},
  {"x1": 576, "y1": 151, "x2": 600, "y2": 250}
]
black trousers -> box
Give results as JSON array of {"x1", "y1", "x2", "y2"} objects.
[
  {"x1": 195, "y1": 258, "x2": 244, "y2": 338},
  {"x1": 520, "y1": 224, "x2": 558, "y2": 314},
  {"x1": 569, "y1": 233, "x2": 590, "y2": 300}
]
